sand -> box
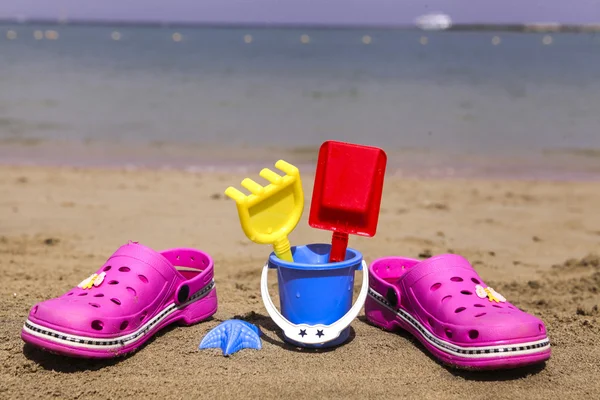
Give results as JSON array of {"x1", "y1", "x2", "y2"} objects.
[{"x1": 1, "y1": 164, "x2": 599, "y2": 399}]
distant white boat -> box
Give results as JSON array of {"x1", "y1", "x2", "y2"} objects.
[{"x1": 415, "y1": 13, "x2": 452, "y2": 31}]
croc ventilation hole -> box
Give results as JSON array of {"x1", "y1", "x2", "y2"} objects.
[
  {"x1": 471, "y1": 278, "x2": 480, "y2": 284},
  {"x1": 475, "y1": 312, "x2": 486, "y2": 317},
  {"x1": 539, "y1": 324, "x2": 545, "y2": 333},
  {"x1": 111, "y1": 298, "x2": 121, "y2": 305},
  {"x1": 441, "y1": 295, "x2": 452, "y2": 303},
  {"x1": 468, "y1": 330, "x2": 479, "y2": 339},
  {"x1": 492, "y1": 305, "x2": 503, "y2": 308},
  {"x1": 120, "y1": 321, "x2": 129, "y2": 330},
  {"x1": 108, "y1": 280, "x2": 119, "y2": 285},
  {"x1": 474, "y1": 304, "x2": 485, "y2": 308},
  {"x1": 91, "y1": 320, "x2": 104, "y2": 331},
  {"x1": 190, "y1": 256, "x2": 195, "y2": 262},
  {"x1": 78, "y1": 293, "x2": 88, "y2": 296},
  {"x1": 445, "y1": 329, "x2": 453, "y2": 339},
  {"x1": 430, "y1": 283, "x2": 442, "y2": 291},
  {"x1": 103, "y1": 265, "x2": 112, "y2": 272},
  {"x1": 461, "y1": 290, "x2": 473, "y2": 295},
  {"x1": 32, "y1": 306, "x2": 38, "y2": 315},
  {"x1": 89, "y1": 303, "x2": 100, "y2": 308},
  {"x1": 67, "y1": 292, "x2": 73, "y2": 296},
  {"x1": 455, "y1": 307, "x2": 466, "y2": 313},
  {"x1": 119, "y1": 266, "x2": 130, "y2": 272},
  {"x1": 140, "y1": 311, "x2": 148, "y2": 322},
  {"x1": 126, "y1": 287, "x2": 137, "y2": 296},
  {"x1": 94, "y1": 293, "x2": 104, "y2": 297},
  {"x1": 138, "y1": 274, "x2": 148, "y2": 283},
  {"x1": 450, "y1": 277, "x2": 463, "y2": 282}
]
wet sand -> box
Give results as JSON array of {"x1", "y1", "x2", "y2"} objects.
[
  {"x1": 0, "y1": 165, "x2": 599, "y2": 399},
  {"x1": 2, "y1": 139, "x2": 600, "y2": 181}
]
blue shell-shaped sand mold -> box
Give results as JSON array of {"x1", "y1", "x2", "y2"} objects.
[{"x1": 199, "y1": 319, "x2": 262, "y2": 356}]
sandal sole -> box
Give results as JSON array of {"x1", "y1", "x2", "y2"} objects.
[
  {"x1": 21, "y1": 286, "x2": 217, "y2": 359},
  {"x1": 365, "y1": 289, "x2": 551, "y2": 370}
]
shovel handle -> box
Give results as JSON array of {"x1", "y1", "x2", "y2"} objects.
[{"x1": 329, "y1": 231, "x2": 349, "y2": 263}]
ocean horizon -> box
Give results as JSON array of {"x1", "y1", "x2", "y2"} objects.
[{"x1": 1, "y1": 23, "x2": 600, "y2": 179}]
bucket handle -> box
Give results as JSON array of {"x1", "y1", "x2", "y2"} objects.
[{"x1": 260, "y1": 260, "x2": 369, "y2": 345}]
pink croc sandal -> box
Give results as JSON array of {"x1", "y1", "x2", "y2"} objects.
[
  {"x1": 365, "y1": 254, "x2": 550, "y2": 370},
  {"x1": 21, "y1": 241, "x2": 217, "y2": 358}
]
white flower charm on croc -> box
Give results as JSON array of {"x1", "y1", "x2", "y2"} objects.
[
  {"x1": 475, "y1": 284, "x2": 487, "y2": 299},
  {"x1": 475, "y1": 284, "x2": 506, "y2": 303},
  {"x1": 78, "y1": 272, "x2": 106, "y2": 289},
  {"x1": 488, "y1": 287, "x2": 506, "y2": 303},
  {"x1": 78, "y1": 274, "x2": 95, "y2": 289}
]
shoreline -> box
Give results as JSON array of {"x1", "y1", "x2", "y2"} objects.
[
  {"x1": 1, "y1": 139, "x2": 599, "y2": 181},
  {"x1": 3, "y1": 160, "x2": 600, "y2": 182}
]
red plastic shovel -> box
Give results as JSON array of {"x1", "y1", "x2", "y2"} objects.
[{"x1": 309, "y1": 140, "x2": 387, "y2": 263}]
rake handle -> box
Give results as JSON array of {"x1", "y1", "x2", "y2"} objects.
[
  {"x1": 273, "y1": 237, "x2": 294, "y2": 262},
  {"x1": 329, "y1": 231, "x2": 349, "y2": 263}
]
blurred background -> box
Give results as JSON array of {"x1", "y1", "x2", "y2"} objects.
[{"x1": 1, "y1": 1, "x2": 600, "y2": 178}]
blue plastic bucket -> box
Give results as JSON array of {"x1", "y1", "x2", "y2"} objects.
[{"x1": 267, "y1": 243, "x2": 363, "y2": 348}]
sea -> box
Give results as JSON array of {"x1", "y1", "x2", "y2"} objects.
[{"x1": 1, "y1": 23, "x2": 600, "y2": 179}]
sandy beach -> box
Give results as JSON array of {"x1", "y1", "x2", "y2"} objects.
[{"x1": 1, "y1": 164, "x2": 599, "y2": 399}]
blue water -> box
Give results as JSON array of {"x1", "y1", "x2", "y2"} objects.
[{"x1": 1, "y1": 24, "x2": 599, "y2": 176}]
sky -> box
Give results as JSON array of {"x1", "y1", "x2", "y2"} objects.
[{"x1": 0, "y1": 0, "x2": 599, "y2": 25}]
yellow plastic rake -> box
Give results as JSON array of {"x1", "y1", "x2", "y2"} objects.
[{"x1": 224, "y1": 160, "x2": 304, "y2": 262}]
